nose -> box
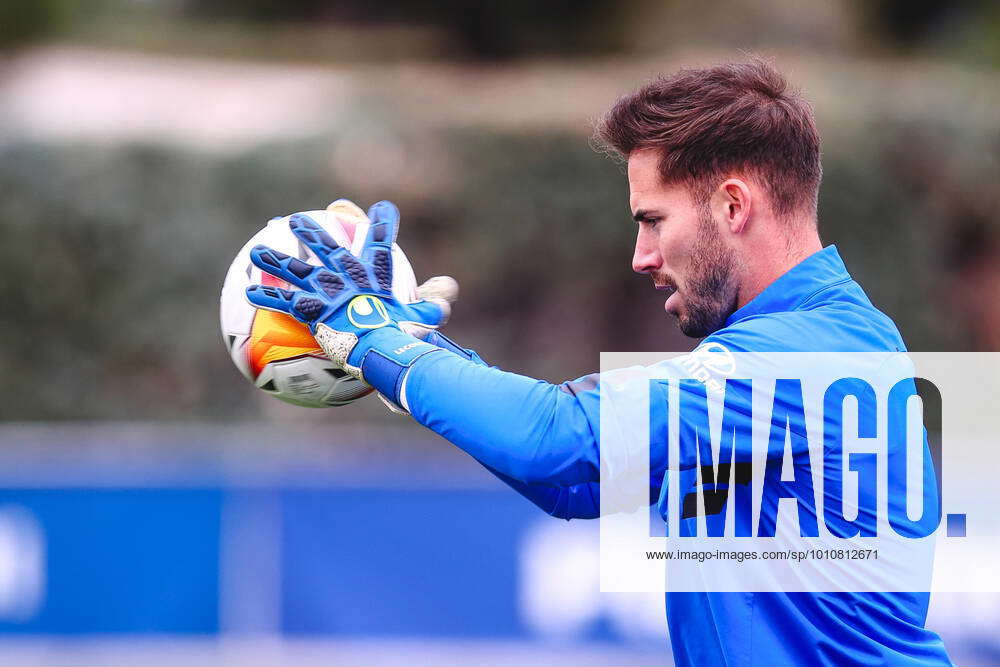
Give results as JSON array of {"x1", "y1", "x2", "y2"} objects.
[{"x1": 632, "y1": 227, "x2": 660, "y2": 275}]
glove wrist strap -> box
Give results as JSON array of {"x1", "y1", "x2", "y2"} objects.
[{"x1": 357, "y1": 327, "x2": 441, "y2": 410}]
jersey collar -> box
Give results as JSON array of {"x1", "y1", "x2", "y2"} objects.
[{"x1": 725, "y1": 245, "x2": 851, "y2": 326}]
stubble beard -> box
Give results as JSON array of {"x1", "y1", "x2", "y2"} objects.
[{"x1": 676, "y1": 212, "x2": 742, "y2": 338}]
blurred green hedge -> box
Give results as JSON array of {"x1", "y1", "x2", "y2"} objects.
[{"x1": 1, "y1": 119, "x2": 996, "y2": 420}]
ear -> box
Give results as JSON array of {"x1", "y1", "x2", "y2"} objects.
[{"x1": 711, "y1": 179, "x2": 752, "y2": 234}]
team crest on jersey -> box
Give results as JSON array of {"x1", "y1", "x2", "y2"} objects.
[{"x1": 678, "y1": 341, "x2": 735, "y2": 394}]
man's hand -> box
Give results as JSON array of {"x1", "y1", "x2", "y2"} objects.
[
  {"x1": 403, "y1": 275, "x2": 458, "y2": 340},
  {"x1": 245, "y1": 200, "x2": 452, "y2": 383}
]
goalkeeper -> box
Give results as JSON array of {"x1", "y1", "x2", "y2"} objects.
[{"x1": 246, "y1": 60, "x2": 952, "y2": 665}]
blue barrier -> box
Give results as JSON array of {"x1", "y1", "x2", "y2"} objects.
[
  {"x1": 0, "y1": 484, "x2": 601, "y2": 639},
  {"x1": 0, "y1": 488, "x2": 221, "y2": 634}
]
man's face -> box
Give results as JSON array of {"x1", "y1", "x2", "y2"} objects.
[{"x1": 628, "y1": 148, "x2": 741, "y2": 338}]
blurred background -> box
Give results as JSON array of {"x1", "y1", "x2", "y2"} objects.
[{"x1": 0, "y1": 0, "x2": 998, "y2": 664}]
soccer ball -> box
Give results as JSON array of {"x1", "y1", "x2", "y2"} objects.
[{"x1": 220, "y1": 200, "x2": 418, "y2": 407}]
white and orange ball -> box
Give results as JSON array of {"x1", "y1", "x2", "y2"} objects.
[{"x1": 219, "y1": 200, "x2": 418, "y2": 407}]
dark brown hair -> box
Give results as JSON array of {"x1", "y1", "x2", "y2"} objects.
[{"x1": 595, "y1": 59, "x2": 821, "y2": 221}]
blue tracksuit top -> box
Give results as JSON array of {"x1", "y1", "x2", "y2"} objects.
[{"x1": 395, "y1": 245, "x2": 952, "y2": 665}]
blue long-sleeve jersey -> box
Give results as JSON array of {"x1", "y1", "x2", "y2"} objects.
[{"x1": 364, "y1": 246, "x2": 952, "y2": 665}]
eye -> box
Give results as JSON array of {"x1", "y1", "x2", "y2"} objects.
[{"x1": 632, "y1": 210, "x2": 664, "y2": 228}]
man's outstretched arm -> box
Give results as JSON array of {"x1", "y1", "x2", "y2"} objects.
[
  {"x1": 398, "y1": 347, "x2": 600, "y2": 486},
  {"x1": 244, "y1": 201, "x2": 598, "y2": 489},
  {"x1": 417, "y1": 332, "x2": 602, "y2": 517}
]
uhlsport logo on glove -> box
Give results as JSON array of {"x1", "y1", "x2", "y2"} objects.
[{"x1": 347, "y1": 295, "x2": 392, "y2": 329}]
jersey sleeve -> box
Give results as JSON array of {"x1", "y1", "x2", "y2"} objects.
[
  {"x1": 483, "y1": 465, "x2": 601, "y2": 520},
  {"x1": 413, "y1": 333, "x2": 604, "y2": 519},
  {"x1": 403, "y1": 351, "x2": 602, "y2": 486},
  {"x1": 365, "y1": 328, "x2": 757, "y2": 498},
  {"x1": 400, "y1": 346, "x2": 681, "y2": 494}
]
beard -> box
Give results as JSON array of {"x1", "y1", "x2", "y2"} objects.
[{"x1": 675, "y1": 212, "x2": 742, "y2": 338}]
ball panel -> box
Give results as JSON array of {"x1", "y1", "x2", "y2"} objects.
[
  {"x1": 255, "y1": 355, "x2": 372, "y2": 408},
  {"x1": 324, "y1": 381, "x2": 375, "y2": 406},
  {"x1": 247, "y1": 308, "x2": 322, "y2": 379},
  {"x1": 391, "y1": 245, "x2": 418, "y2": 302}
]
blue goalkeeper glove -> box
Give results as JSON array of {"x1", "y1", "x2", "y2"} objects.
[{"x1": 245, "y1": 201, "x2": 451, "y2": 405}]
